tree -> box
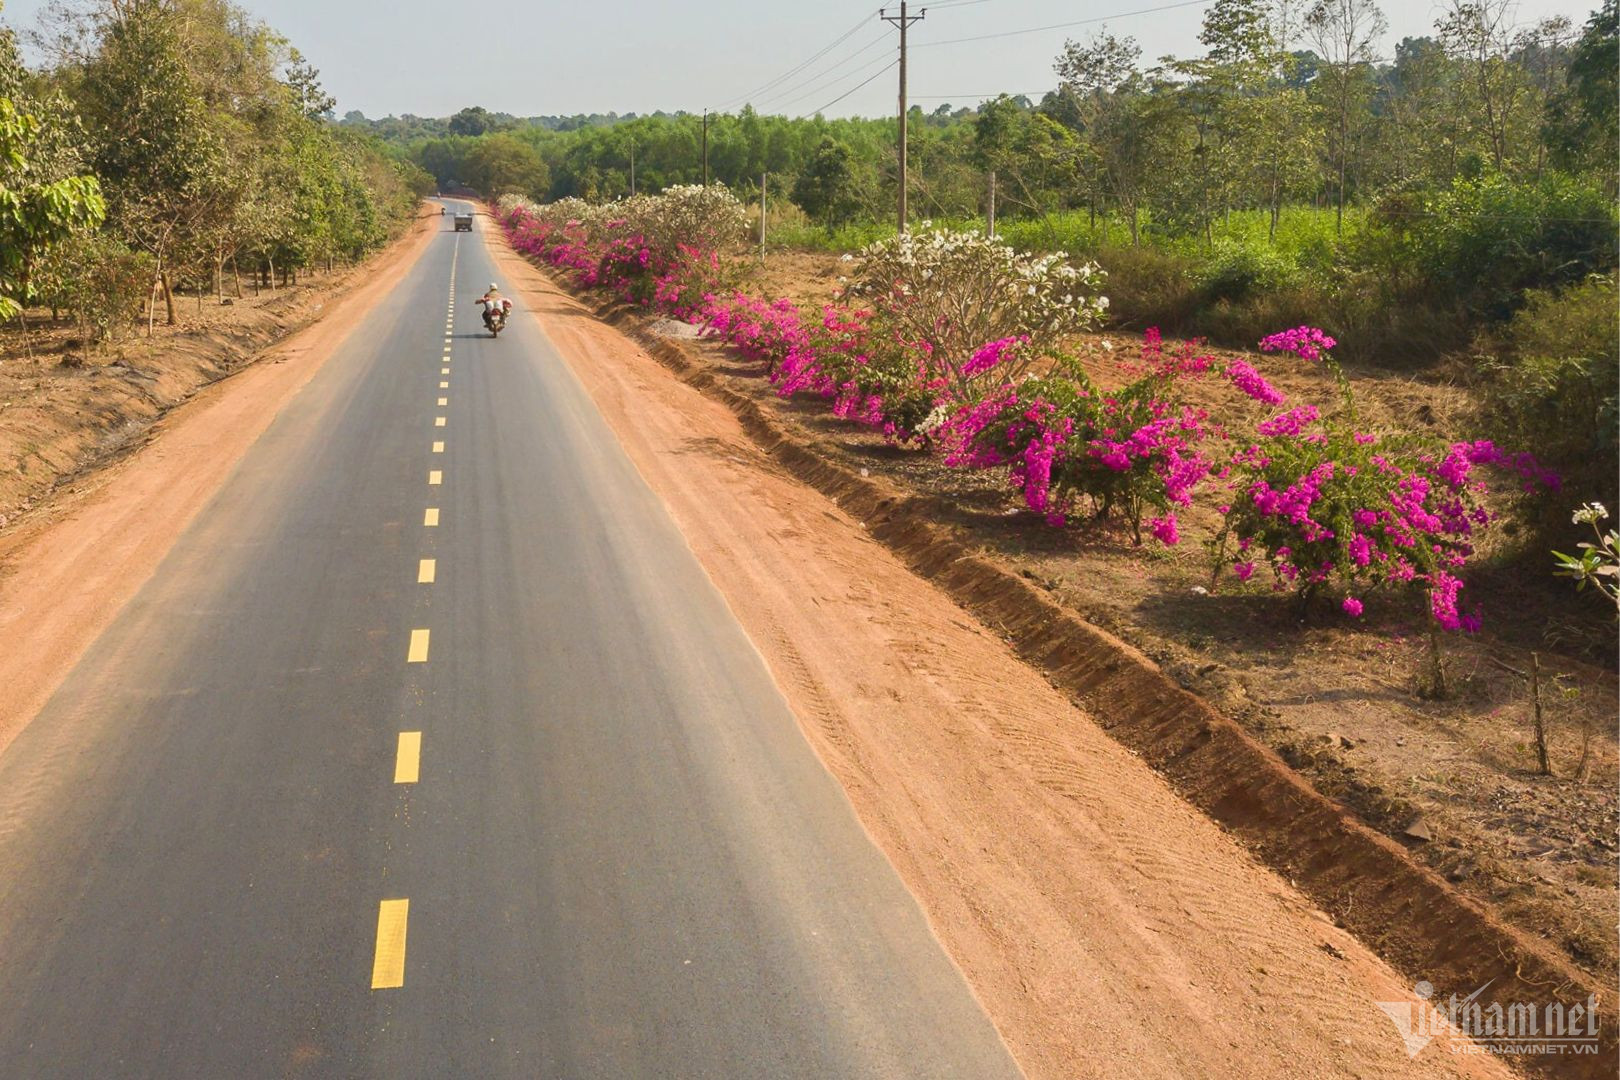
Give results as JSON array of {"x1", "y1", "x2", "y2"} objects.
[
  {"x1": 1545, "y1": 0, "x2": 1617, "y2": 192},
  {"x1": 76, "y1": 0, "x2": 228, "y2": 324},
  {"x1": 792, "y1": 137, "x2": 863, "y2": 228},
  {"x1": 1242, "y1": 82, "x2": 1322, "y2": 240},
  {"x1": 0, "y1": 98, "x2": 106, "y2": 322},
  {"x1": 0, "y1": 4, "x2": 104, "y2": 323},
  {"x1": 1306, "y1": 0, "x2": 1387, "y2": 231},
  {"x1": 1437, "y1": 0, "x2": 1525, "y2": 169},
  {"x1": 463, "y1": 132, "x2": 550, "y2": 198},
  {"x1": 1163, "y1": 0, "x2": 1284, "y2": 246},
  {"x1": 1051, "y1": 30, "x2": 1142, "y2": 227},
  {"x1": 448, "y1": 106, "x2": 498, "y2": 137}
]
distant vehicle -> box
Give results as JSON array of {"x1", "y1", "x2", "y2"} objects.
[{"x1": 454, "y1": 213, "x2": 473, "y2": 232}]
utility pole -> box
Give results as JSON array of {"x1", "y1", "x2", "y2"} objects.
[
  {"x1": 702, "y1": 110, "x2": 710, "y2": 187},
  {"x1": 629, "y1": 138, "x2": 636, "y2": 195},
  {"x1": 880, "y1": 3, "x2": 925, "y2": 234},
  {"x1": 759, "y1": 172, "x2": 768, "y2": 257}
]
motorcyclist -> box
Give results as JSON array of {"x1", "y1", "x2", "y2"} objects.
[{"x1": 479, "y1": 283, "x2": 512, "y2": 331}]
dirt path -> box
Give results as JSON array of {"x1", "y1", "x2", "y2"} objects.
[
  {"x1": 488, "y1": 235, "x2": 1521, "y2": 1079},
  {"x1": 0, "y1": 212, "x2": 436, "y2": 753}
]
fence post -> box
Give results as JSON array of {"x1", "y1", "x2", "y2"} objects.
[{"x1": 987, "y1": 170, "x2": 997, "y2": 239}]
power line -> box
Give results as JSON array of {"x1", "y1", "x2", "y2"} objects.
[
  {"x1": 774, "y1": 48, "x2": 899, "y2": 112},
  {"x1": 754, "y1": 30, "x2": 894, "y2": 110},
  {"x1": 910, "y1": 89, "x2": 1054, "y2": 99},
  {"x1": 911, "y1": 0, "x2": 1216, "y2": 49},
  {"x1": 800, "y1": 58, "x2": 900, "y2": 116},
  {"x1": 713, "y1": 8, "x2": 881, "y2": 109}
]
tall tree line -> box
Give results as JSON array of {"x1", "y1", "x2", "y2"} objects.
[
  {"x1": 366, "y1": 0, "x2": 1615, "y2": 244},
  {"x1": 0, "y1": 0, "x2": 433, "y2": 336}
]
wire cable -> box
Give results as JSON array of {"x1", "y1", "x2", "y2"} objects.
[
  {"x1": 775, "y1": 49, "x2": 899, "y2": 113},
  {"x1": 911, "y1": 0, "x2": 1216, "y2": 48},
  {"x1": 713, "y1": 8, "x2": 881, "y2": 109},
  {"x1": 799, "y1": 58, "x2": 900, "y2": 116},
  {"x1": 753, "y1": 29, "x2": 894, "y2": 110}
]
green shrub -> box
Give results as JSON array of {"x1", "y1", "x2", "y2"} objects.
[
  {"x1": 37, "y1": 234, "x2": 153, "y2": 343},
  {"x1": 1196, "y1": 240, "x2": 1302, "y2": 304},
  {"x1": 1503, "y1": 274, "x2": 1620, "y2": 359},
  {"x1": 1478, "y1": 275, "x2": 1619, "y2": 537},
  {"x1": 1405, "y1": 173, "x2": 1617, "y2": 318},
  {"x1": 1092, "y1": 245, "x2": 1198, "y2": 332}
]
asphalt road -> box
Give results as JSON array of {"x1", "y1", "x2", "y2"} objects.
[{"x1": 0, "y1": 204, "x2": 1022, "y2": 1079}]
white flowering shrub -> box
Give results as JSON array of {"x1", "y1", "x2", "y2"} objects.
[
  {"x1": 1554, "y1": 502, "x2": 1620, "y2": 614},
  {"x1": 845, "y1": 225, "x2": 1109, "y2": 395},
  {"x1": 617, "y1": 184, "x2": 749, "y2": 255},
  {"x1": 495, "y1": 193, "x2": 538, "y2": 217}
]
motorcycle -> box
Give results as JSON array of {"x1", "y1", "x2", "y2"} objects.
[{"x1": 483, "y1": 306, "x2": 507, "y2": 338}]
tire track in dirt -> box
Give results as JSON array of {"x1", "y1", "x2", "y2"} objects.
[{"x1": 491, "y1": 235, "x2": 1523, "y2": 1080}]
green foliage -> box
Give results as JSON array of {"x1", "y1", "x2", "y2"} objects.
[
  {"x1": 1478, "y1": 275, "x2": 1619, "y2": 530},
  {"x1": 1547, "y1": 0, "x2": 1618, "y2": 186},
  {"x1": 0, "y1": 0, "x2": 423, "y2": 333},
  {"x1": 463, "y1": 133, "x2": 549, "y2": 199},
  {"x1": 791, "y1": 138, "x2": 864, "y2": 228},
  {"x1": 0, "y1": 97, "x2": 105, "y2": 320},
  {"x1": 36, "y1": 233, "x2": 152, "y2": 341},
  {"x1": 1197, "y1": 240, "x2": 1302, "y2": 303},
  {"x1": 1552, "y1": 503, "x2": 1620, "y2": 613},
  {"x1": 1402, "y1": 172, "x2": 1616, "y2": 317}
]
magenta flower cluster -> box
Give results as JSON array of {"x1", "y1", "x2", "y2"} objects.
[
  {"x1": 1218, "y1": 333, "x2": 1557, "y2": 631},
  {"x1": 1259, "y1": 325, "x2": 1337, "y2": 362},
  {"x1": 1222, "y1": 358, "x2": 1286, "y2": 405}
]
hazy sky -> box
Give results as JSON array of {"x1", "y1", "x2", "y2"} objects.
[{"x1": 1, "y1": 0, "x2": 1603, "y2": 119}]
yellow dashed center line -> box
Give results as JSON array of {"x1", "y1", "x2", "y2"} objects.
[
  {"x1": 428, "y1": 470, "x2": 442, "y2": 485},
  {"x1": 394, "y1": 732, "x2": 421, "y2": 783},
  {"x1": 424, "y1": 508, "x2": 439, "y2": 526},
  {"x1": 435, "y1": 417, "x2": 446, "y2": 428},
  {"x1": 441, "y1": 367, "x2": 450, "y2": 375},
  {"x1": 437, "y1": 397, "x2": 448, "y2": 406},
  {"x1": 439, "y1": 381, "x2": 449, "y2": 388},
  {"x1": 432, "y1": 441, "x2": 445, "y2": 454},
  {"x1": 407, "y1": 628, "x2": 431, "y2": 662},
  {"x1": 370, "y1": 899, "x2": 410, "y2": 989},
  {"x1": 418, "y1": 558, "x2": 436, "y2": 583}
]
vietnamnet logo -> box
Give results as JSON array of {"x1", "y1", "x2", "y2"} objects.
[{"x1": 1377, "y1": 980, "x2": 1602, "y2": 1058}]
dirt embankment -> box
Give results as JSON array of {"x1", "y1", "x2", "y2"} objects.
[
  {"x1": 0, "y1": 209, "x2": 438, "y2": 752},
  {"x1": 0, "y1": 245, "x2": 408, "y2": 530},
  {"x1": 488, "y1": 232, "x2": 1606, "y2": 1079}
]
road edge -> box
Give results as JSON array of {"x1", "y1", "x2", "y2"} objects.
[{"x1": 0, "y1": 207, "x2": 440, "y2": 756}]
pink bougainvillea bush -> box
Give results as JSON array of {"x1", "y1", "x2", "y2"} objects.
[
  {"x1": 499, "y1": 194, "x2": 1554, "y2": 640},
  {"x1": 497, "y1": 189, "x2": 745, "y2": 313},
  {"x1": 1215, "y1": 328, "x2": 1557, "y2": 633},
  {"x1": 931, "y1": 357, "x2": 1211, "y2": 537}
]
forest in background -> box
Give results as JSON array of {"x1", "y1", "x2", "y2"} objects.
[
  {"x1": 0, "y1": 0, "x2": 433, "y2": 341},
  {"x1": 349, "y1": 0, "x2": 1616, "y2": 369}
]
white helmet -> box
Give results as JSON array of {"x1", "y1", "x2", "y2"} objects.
[{"x1": 489, "y1": 282, "x2": 499, "y2": 291}]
